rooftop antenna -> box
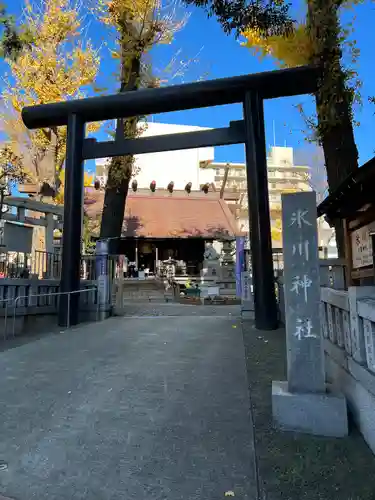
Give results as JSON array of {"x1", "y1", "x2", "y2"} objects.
[{"x1": 273, "y1": 120, "x2": 276, "y2": 147}]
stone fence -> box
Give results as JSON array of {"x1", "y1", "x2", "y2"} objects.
[
  {"x1": 0, "y1": 279, "x2": 99, "y2": 337},
  {"x1": 321, "y1": 286, "x2": 375, "y2": 455},
  {"x1": 277, "y1": 278, "x2": 375, "y2": 454},
  {"x1": 276, "y1": 258, "x2": 346, "y2": 324}
]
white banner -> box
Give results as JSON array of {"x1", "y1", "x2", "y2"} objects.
[
  {"x1": 351, "y1": 222, "x2": 375, "y2": 269},
  {"x1": 241, "y1": 271, "x2": 254, "y2": 311}
]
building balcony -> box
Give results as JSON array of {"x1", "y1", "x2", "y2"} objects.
[
  {"x1": 268, "y1": 184, "x2": 310, "y2": 193},
  {"x1": 268, "y1": 173, "x2": 309, "y2": 183},
  {"x1": 267, "y1": 162, "x2": 310, "y2": 171}
]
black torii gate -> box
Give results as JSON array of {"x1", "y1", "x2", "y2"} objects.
[{"x1": 22, "y1": 65, "x2": 318, "y2": 330}]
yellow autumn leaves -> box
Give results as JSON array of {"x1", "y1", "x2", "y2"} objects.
[
  {"x1": 98, "y1": 0, "x2": 162, "y2": 25},
  {"x1": 240, "y1": 0, "x2": 363, "y2": 69},
  {"x1": 54, "y1": 171, "x2": 95, "y2": 205},
  {"x1": 5, "y1": 0, "x2": 99, "y2": 108},
  {"x1": 97, "y1": 0, "x2": 186, "y2": 66},
  {"x1": 271, "y1": 219, "x2": 283, "y2": 243},
  {"x1": 1, "y1": 0, "x2": 187, "y2": 200},
  {"x1": 241, "y1": 24, "x2": 312, "y2": 69},
  {"x1": 1, "y1": 0, "x2": 99, "y2": 197}
]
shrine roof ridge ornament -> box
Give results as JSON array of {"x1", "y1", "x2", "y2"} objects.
[{"x1": 22, "y1": 65, "x2": 320, "y2": 130}]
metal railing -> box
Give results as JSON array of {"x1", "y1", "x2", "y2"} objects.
[
  {"x1": 3, "y1": 288, "x2": 99, "y2": 339},
  {"x1": 0, "y1": 298, "x2": 15, "y2": 340},
  {"x1": 0, "y1": 251, "x2": 32, "y2": 278},
  {"x1": 33, "y1": 250, "x2": 61, "y2": 279},
  {"x1": 31, "y1": 250, "x2": 118, "y2": 281}
]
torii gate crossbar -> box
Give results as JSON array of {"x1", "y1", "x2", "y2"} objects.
[{"x1": 22, "y1": 65, "x2": 319, "y2": 330}]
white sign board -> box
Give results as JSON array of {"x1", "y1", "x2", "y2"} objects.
[
  {"x1": 241, "y1": 271, "x2": 254, "y2": 313},
  {"x1": 241, "y1": 272, "x2": 251, "y2": 301},
  {"x1": 208, "y1": 286, "x2": 220, "y2": 297},
  {"x1": 97, "y1": 274, "x2": 109, "y2": 304},
  {"x1": 351, "y1": 222, "x2": 375, "y2": 269},
  {"x1": 244, "y1": 235, "x2": 250, "y2": 250}
]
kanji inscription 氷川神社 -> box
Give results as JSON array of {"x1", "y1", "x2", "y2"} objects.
[
  {"x1": 290, "y1": 274, "x2": 313, "y2": 304},
  {"x1": 290, "y1": 209, "x2": 312, "y2": 228},
  {"x1": 272, "y1": 191, "x2": 348, "y2": 437},
  {"x1": 282, "y1": 192, "x2": 325, "y2": 393}
]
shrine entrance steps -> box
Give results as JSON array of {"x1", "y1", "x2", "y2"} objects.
[{"x1": 112, "y1": 277, "x2": 175, "y2": 313}]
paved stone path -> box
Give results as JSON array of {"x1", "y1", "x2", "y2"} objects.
[{"x1": 0, "y1": 305, "x2": 257, "y2": 499}]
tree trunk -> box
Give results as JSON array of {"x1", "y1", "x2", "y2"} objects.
[
  {"x1": 307, "y1": 0, "x2": 359, "y2": 257},
  {"x1": 99, "y1": 156, "x2": 131, "y2": 239},
  {"x1": 99, "y1": 49, "x2": 141, "y2": 241}
]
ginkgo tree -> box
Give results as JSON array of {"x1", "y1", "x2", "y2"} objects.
[
  {"x1": 241, "y1": 0, "x2": 362, "y2": 186},
  {"x1": 54, "y1": 170, "x2": 95, "y2": 205},
  {"x1": 241, "y1": 0, "x2": 367, "y2": 256},
  {"x1": 96, "y1": 0, "x2": 188, "y2": 239},
  {"x1": 0, "y1": 0, "x2": 99, "y2": 199},
  {"x1": 188, "y1": 0, "x2": 366, "y2": 257}
]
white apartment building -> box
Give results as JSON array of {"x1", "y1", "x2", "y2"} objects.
[
  {"x1": 202, "y1": 147, "x2": 336, "y2": 253},
  {"x1": 96, "y1": 124, "x2": 309, "y2": 212},
  {"x1": 200, "y1": 146, "x2": 311, "y2": 237},
  {"x1": 95, "y1": 123, "x2": 336, "y2": 252},
  {"x1": 95, "y1": 122, "x2": 215, "y2": 190},
  {"x1": 267, "y1": 146, "x2": 311, "y2": 208}
]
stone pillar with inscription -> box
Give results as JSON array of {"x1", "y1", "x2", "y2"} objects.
[{"x1": 272, "y1": 192, "x2": 348, "y2": 437}]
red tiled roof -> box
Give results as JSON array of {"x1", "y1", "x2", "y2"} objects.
[{"x1": 84, "y1": 190, "x2": 239, "y2": 239}]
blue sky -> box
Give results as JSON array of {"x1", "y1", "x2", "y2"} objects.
[{"x1": 2, "y1": 0, "x2": 375, "y2": 173}]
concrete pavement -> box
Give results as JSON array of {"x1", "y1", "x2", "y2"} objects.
[{"x1": 0, "y1": 305, "x2": 257, "y2": 499}]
